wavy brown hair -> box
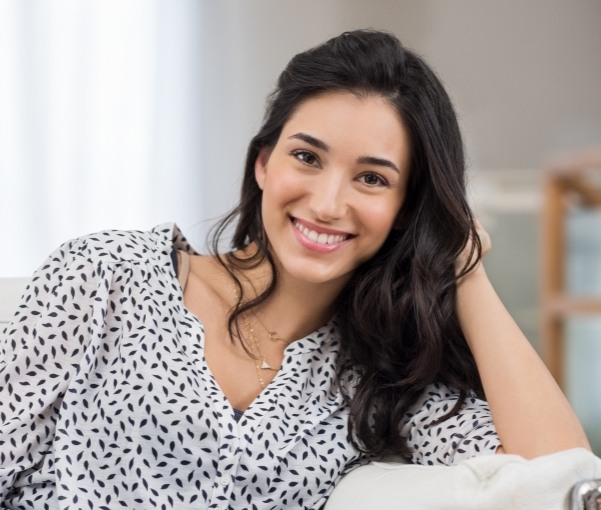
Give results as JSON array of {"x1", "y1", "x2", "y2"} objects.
[{"x1": 210, "y1": 29, "x2": 483, "y2": 457}]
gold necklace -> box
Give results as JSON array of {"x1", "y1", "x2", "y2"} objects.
[
  {"x1": 234, "y1": 283, "x2": 281, "y2": 388},
  {"x1": 242, "y1": 313, "x2": 280, "y2": 388},
  {"x1": 252, "y1": 311, "x2": 287, "y2": 343}
]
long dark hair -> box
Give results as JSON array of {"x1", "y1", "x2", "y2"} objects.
[{"x1": 210, "y1": 29, "x2": 483, "y2": 457}]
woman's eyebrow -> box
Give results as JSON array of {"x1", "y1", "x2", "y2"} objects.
[
  {"x1": 289, "y1": 132, "x2": 400, "y2": 174},
  {"x1": 357, "y1": 156, "x2": 400, "y2": 174},
  {"x1": 289, "y1": 132, "x2": 330, "y2": 151}
]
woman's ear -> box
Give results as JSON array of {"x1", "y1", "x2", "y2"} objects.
[{"x1": 254, "y1": 148, "x2": 271, "y2": 190}]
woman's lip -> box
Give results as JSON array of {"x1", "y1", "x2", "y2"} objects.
[
  {"x1": 290, "y1": 217, "x2": 355, "y2": 253},
  {"x1": 291, "y1": 217, "x2": 354, "y2": 236}
]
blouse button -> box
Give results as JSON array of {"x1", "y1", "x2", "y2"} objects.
[{"x1": 219, "y1": 476, "x2": 229, "y2": 486}]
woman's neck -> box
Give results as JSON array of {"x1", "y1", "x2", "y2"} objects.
[
  {"x1": 260, "y1": 279, "x2": 339, "y2": 343},
  {"x1": 233, "y1": 253, "x2": 346, "y2": 344}
]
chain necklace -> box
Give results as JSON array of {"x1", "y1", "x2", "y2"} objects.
[
  {"x1": 242, "y1": 312, "x2": 280, "y2": 388},
  {"x1": 252, "y1": 311, "x2": 287, "y2": 343},
  {"x1": 234, "y1": 284, "x2": 281, "y2": 388}
]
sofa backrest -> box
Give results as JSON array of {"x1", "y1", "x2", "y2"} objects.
[{"x1": 0, "y1": 278, "x2": 29, "y2": 337}]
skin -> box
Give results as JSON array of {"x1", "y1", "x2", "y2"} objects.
[{"x1": 183, "y1": 91, "x2": 590, "y2": 458}]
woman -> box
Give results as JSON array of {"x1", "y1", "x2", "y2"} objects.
[{"x1": 0, "y1": 29, "x2": 589, "y2": 509}]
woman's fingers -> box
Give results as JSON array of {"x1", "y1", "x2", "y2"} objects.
[{"x1": 456, "y1": 219, "x2": 490, "y2": 278}]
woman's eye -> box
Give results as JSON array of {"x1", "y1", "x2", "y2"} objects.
[
  {"x1": 292, "y1": 150, "x2": 318, "y2": 166},
  {"x1": 359, "y1": 172, "x2": 388, "y2": 187}
]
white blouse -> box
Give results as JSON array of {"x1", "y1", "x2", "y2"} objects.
[{"x1": 0, "y1": 224, "x2": 500, "y2": 509}]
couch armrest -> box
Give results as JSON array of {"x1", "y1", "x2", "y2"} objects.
[{"x1": 326, "y1": 448, "x2": 601, "y2": 510}]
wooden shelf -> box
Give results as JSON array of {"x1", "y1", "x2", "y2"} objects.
[
  {"x1": 540, "y1": 166, "x2": 601, "y2": 388},
  {"x1": 546, "y1": 296, "x2": 601, "y2": 316}
]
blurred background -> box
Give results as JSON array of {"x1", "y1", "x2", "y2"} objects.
[{"x1": 0, "y1": 0, "x2": 600, "y2": 452}]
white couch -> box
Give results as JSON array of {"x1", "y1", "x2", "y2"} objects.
[
  {"x1": 0, "y1": 277, "x2": 28, "y2": 340},
  {"x1": 326, "y1": 448, "x2": 601, "y2": 510}
]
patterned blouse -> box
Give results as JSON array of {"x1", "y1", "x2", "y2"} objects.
[{"x1": 0, "y1": 224, "x2": 500, "y2": 509}]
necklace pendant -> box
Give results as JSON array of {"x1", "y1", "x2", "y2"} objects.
[
  {"x1": 268, "y1": 331, "x2": 283, "y2": 342},
  {"x1": 261, "y1": 359, "x2": 272, "y2": 370},
  {"x1": 261, "y1": 359, "x2": 280, "y2": 371}
]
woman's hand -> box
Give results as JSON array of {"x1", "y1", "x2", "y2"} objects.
[{"x1": 455, "y1": 219, "x2": 491, "y2": 281}]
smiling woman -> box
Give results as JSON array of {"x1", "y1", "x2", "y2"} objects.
[{"x1": 0, "y1": 29, "x2": 590, "y2": 509}]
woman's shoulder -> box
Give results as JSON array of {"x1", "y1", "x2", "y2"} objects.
[{"x1": 44, "y1": 222, "x2": 192, "y2": 270}]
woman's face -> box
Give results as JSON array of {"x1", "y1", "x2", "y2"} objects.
[{"x1": 255, "y1": 91, "x2": 411, "y2": 290}]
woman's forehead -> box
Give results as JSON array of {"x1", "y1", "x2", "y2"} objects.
[{"x1": 279, "y1": 91, "x2": 411, "y2": 172}]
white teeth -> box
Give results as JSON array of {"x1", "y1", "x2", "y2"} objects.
[{"x1": 293, "y1": 220, "x2": 348, "y2": 245}]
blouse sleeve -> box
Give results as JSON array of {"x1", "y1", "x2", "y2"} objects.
[
  {"x1": 0, "y1": 238, "x2": 99, "y2": 501},
  {"x1": 400, "y1": 381, "x2": 501, "y2": 466}
]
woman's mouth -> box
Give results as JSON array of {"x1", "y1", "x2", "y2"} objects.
[{"x1": 291, "y1": 218, "x2": 353, "y2": 246}]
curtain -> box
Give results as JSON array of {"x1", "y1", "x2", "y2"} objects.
[{"x1": 0, "y1": 0, "x2": 203, "y2": 276}]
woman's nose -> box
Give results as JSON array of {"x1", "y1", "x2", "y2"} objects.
[{"x1": 308, "y1": 172, "x2": 349, "y2": 221}]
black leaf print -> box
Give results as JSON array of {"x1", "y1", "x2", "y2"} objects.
[{"x1": 0, "y1": 224, "x2": 500, "y2": 509}]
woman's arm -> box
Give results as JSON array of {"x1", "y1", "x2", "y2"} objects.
[
  {"x1": 456, "y1": 222, "x2": 590, "y2": 458},
  {"x1": 0, "y1": 239, "x2": 96, "y2": 500}
]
